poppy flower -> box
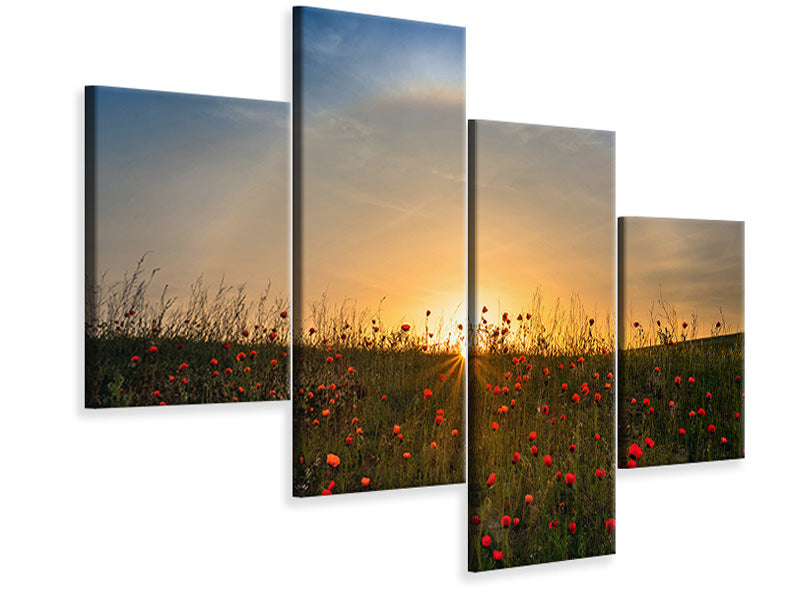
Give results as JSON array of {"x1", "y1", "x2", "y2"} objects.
[
  {"x1": 596, "y1": 468, "x2": 606, "y2": 479},
  {"x1": 401, "y1": 324, "x2": 411, "y2": 332},
  {"x1": 451, "y1": 429, "x2": 459, "y2": 436},
  {"x1": 326, "y1": 454, "x2": 341, "y2": 468},
  {"x1": 148, "y1": 346, "x2": 158, "y2": 353},
  {"x1": 470, "y1": 515, "x2": 481, "y2": 525},
  {"x1": 735, "y1": 375, "x2": 741, "y2": 383},
  {"x1": 606, "y1": 518, "x2": 616, "y2": 532},
  {"x1": 543, "y1": 455, "x2": 553, "y2": 467},
  {"x1": 589, "y1": 318, "x2": 595, "y2": 326},
  {"x1": 491, "y1": 422, "x2": 499, "y2": 431},
  {"x1": 434, "y1": 415, "x2": 444, "y2": 426},
  {"x1": 565, "y1": 472, "x2": 576, "y2": 486},
  {"x1": 594, "y1": 392, "x2": 602, "y2": 403},
  {"x1": 528, "y1": 431, "x2": 537, "y2": 441},
  {"x1": 594, "y1": 433, "x2": 601, "y2": 441},
  {"x1": 511, "y1": 452, "x2": 521, "y2": 464},
  {"x1": 654, "y1": 366, "x2": 660, "y2": 373},
  {"x1": 669, "y1": 400, "x2": 675, "y2": 408},
  {"x1": 698, "y1": 408, "x2": 706, "y2": 417},
  {"x1": 345, "y1": 436, "x2": 353, "y2": 446},
  {"x1": 627, "y1": 459, "x2": 637, "y2": 468},
  {"x1": 131, "y1": 355, "x2": 140, "y2": 363},
  {"x1": 487, "y1": 473, "x2": 496, "y2": 487},
  {"x1": 525, "y1": 494, "x2": 533, "y2": 504},
  {"x1": 361, "y1": 477, "x2": 370, "y2": 487},
  {"x1": 721, "y1": 437, "x2": 728, "y2": 444},
  {"x1": 549, "y1": 520, "x2": 559, "y2": 529},
  {"x1": 568, "y1": 444, "x2": 576, "y2": 454},
  {"x1": 628, "y1": 443, "x2": 643, "y2": 460},
  {"x1": 689, "y1": 410, "x2": 696, "y2": 418},
  {"x1": 492, "y1": 550, "x2": 503, "y2": 561},
  {"x1": 393, "y1": 425, "x2": 400, "y2": 435},
  {"x1": 402, "y1": 452, "x2": 411, "y2": 459},
  {"x1": 646, "y1": 437, "x2": 655, "y2": 448},
  {"x1": 735, "y1": 412, "x2": 740, "y2": 420},
  {"x1": 675, "y1": 376, "x2": 681, "y2": 385},
  {"x1": 541, "y1": 405, "x2": 549, "y2": 415},
  {"x1": 633, "y1": 322, "x2": 639, "y2": 328},
  {"x1": 481, "y1": 535, "x2": 492, "y2": 548},
  {"x1": 561, "y1": 383, "x2": 568, "y2": 391},
  {"x1": 501, "y1": 515, "x2": 511, "y2": 527},
  {"x1": 679, "y1": 428, "x2": 686, "y2": 435},
  {"x1": 571, "y1": 393, "x2": 580, "y2": 403},
  {"x1": 529, "y1": 444, "x2": 538, "y2": 456},
  {"x1": 153, "y1": 390, "x2": 161, "y2": 398},
  {"x1": 708, "y1": 424, "x2": 716, "y2": 433},
  {"x1": 568, "y1": 522, "x2": 577, "y2": 534},
  {"x1": 423, "y1": 388, "x2": 433, "y2": 400},
  {"x1": 631, "y1": 397, "x2": 637, "y2": 405},
  {"x1": 682, "y1": 321, "x2": 688, "y2": 329},
  {"x1": 321, "y1": 489, "x2": 332, "y2": 496}
]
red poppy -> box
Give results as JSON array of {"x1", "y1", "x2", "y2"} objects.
[
  {"x1": 565, "y1": 472, "x2": 576, "y2": 486},
  {"x1": 361, "y1": 477, "x2": 370, "y2": 487},
  {"x1": 326, "y1": 454, "x2": 341, "y2": 468},
  {"x1": 525, "y1": 494, "x2": 533, "y2": 504},
  {"x1": 451, "y1": 429, "x2": 459, "y2": 436},
  {"x1": 626, "y1": 459, "x2": 637, "y2": 468},
  {"x1": 689, "y1": 410, "x2": 696, "y2": 418},
  {"x1": 642, "y1": 398, "x2": 650, "y2": 407},
  {"x1": 148, "y1": 345, "x2": 158, "y2": 353},
  {"x1": 594, "y1": 433, "x2": 601, "y2": 441},
  {"x1": 541, "y1": 405, "x2": 549, "y2": 415},
  {"x1": 589, "y1": 318, "x2": 595, "y2": 326},
  {"x1": 708, "y1": 424, "x2": 716, "y2": 433},
  {"x1": 423, "y1": 388, "x2": 433, "y2": 400},
  {"x1": 596, "y1": 468, "x2": 606, "y2": 479},
  {"x1": 549, "y1": 520, "x2": 559, "y2": 529},
  {"x1": 491, "y1": 422, "x2": 499, "y2": 431},
  {"x1": 487, "y1": 473, "x2": 496, "y2": 487},
  {"x1": 131, "y1": 355, "x2": 140, "y2": 363},
  {"x1": 628, "y1": 443, "x2": 643, "y2": 459},
  {"x1": 481, "y1": 535, "x2": 492, "y2": 548},
  {"x1": 568, "y1": 444, "x2": 576, "y2": 453},
  {"x1": 470, "y1": 515, "x2": 481, "y2": 525},
  {"x1": 543, "y1": 455, "x2": 553, "y2": 467},
  {"x1": 654, "y1": 366, "x2": 660, "y2": 373},
  {"x1": 501, "y1": 515, "x2": 511, "y2": 527},
  {"x1": 530, "y1": 445, "x2": 538, "y2": 456},
  {"x1": 492, "y1": 550, "x2": 503, "y2": 561},
  {"x1": 646, "y1": 437, "x2": 655, "y2": 448},
  {"x1": 698, "y1": 408, "x2": 706, "y2": 417},
  {"x1": 571, "y1": 393, "x2": 580, "y2": 403},
  {"x1": 721, "y1": 437, "x2": 728, "y2": 444},
  {"x1": 434, "y1": 415, "x2": 444, "y2": 426},
  {"x1": 511, "y1": 452, "x2": 521, "y2": 464},
  {"x1": 669, "y1": 400, "x2": 675, "y2": 408},
  {"x1": 633, "y1": 322, "x2": 639, "y2": 328},
  {"x1": 528, "y1": 431, "x2": 537, "y2": 441},
  {"x1": 631, "y1": 397, "x2": 637, "y2": 405},
  {"x1": 401, "y1": 324, "x2": 411, "y2": 332},
  {"x1": 568, "y1": 522, "x2": 577, "y2": 534},
  {"x1": 735, "y1": 412, "x2": 740, "y2": 420},
  {"x1": 675, "y1": 376, "x2": 681, "y2": 385},
  {"x1": 678, "y1": 428, "x2": 686, "y2": 435},
  {"x1": 682, "y1": 321, "x2": 688, "y2": 329},
  {"x1": 345, "y1": 436, "x2": 353, "y2": 446},
  {"x1": 402, "y1": 452, "x2": 411, "y2": 459},
  {"x1": 606, "y1": 518, "x2": 616, "y2": 532}
]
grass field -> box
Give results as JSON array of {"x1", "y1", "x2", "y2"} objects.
[
  {"x1": 618, "y1": 332, "x2": 744, "y2": 467},
  {"x1": 86, "y1": 257, "x2": 289, "y2": 407},
  {"x1": 468, "y1": 311, "x2": 616, "y2": 570},
  {"x1": 292, "y1": 310, "x2": 466, "y2": 496}
]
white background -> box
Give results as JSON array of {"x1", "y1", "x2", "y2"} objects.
[{"x1": 1, "y1": 1, "x2": 798, "y2": 598}]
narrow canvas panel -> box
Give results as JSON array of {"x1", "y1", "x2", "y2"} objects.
[
  {"x1": 618, "y1": 217, "x2": 745, "y2": 467},
  {"x1": 467, "y1": 120, "x2": 616, "y2": 570},
  {"x1": 85, "y1": 87, "x2": 289, "y2": 407},
  {"x1": 293, "y1": 7, "x2": 466, "y2": 496}
]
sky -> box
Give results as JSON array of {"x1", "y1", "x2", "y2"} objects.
[
  {"x1": 620, "y1": 217, "x2": 744, "y2": 344},
  {"x1": 90, "y1": 87, "x2": 289, "y2": 310},
  {"x1": 472, "y1": 120, "x2": 616, "y2": 334},
  {"x1": 296, "y1": 7, "x2": 466, "y2": 335}
]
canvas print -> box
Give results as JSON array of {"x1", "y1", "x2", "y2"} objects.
[
  {"x1": 468, "y1": 121, "x2": 616, "y2": 571},
  {"x1": 293, "y1": 7, "x2": 466, "y2": 496},
  {"x1": 618, "y1": 217, "x2": 744, "y2": 467},
  {"x1": 85, "y1": 87, "x2": 289, "y2": 408}
]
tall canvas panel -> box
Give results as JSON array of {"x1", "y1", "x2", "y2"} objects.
[
  {"x1": 618, "y1": 217, "x2": 745, "y2": 467},
  {"x1": 293, "y1": 7, "x2": 466, "y2": 496},
  {"x1": 468, "y1": 120, "x2": 616, "y2": 570},
  {"x1": 85, "y1": 87, "x2": 289, "y2": 407}
]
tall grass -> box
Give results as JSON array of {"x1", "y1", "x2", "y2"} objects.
[
  {"x1": 86, "y1": 255, "x2": 289, "y2": 407},
  {"x1": 293, "y1": 297, "x2": 465, "y2": 495},
  {"x1": 468, "y1": 294, "x2": 615, "y2": 570}
]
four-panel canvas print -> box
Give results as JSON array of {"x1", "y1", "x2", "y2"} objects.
[
  {"x1": 467, "y1": 121, "x2": 616, "y2": 570},
  {"x1": 292, "y1": 7, "x2": 466, "y2": 496},
  {"x1": 83, "y1": 7, "x2": 745, "y2": 572},
  {"x1": 85, "y1": 87, "x2": 290, "y2": 408},
  {"x1": 618, "y1": 217, "x2": 745, "y2": 468}
]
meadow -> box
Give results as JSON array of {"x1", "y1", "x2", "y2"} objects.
[
  {"x1": 292, "y1": 305, "x2": 465, "y2": 496},
  {"x1": 618, "y1": 315, "x2": 744, "y2": 467},
  {"x1": 468, "y1": 302, "x2": 616, "y2": 570},
  {"x1": 86, "y1": 256, "x2": 289, "y2": 407}
]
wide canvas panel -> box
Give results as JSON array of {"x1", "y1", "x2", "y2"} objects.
[
  {"x1": 467, "y1": 120, "x2": 616, "y2": 570},
  {"x1": 85, "y1": 87, "x2": 289, "y2": 407},
  {"x1": 293, "y1": 7, "x2": 466, "y2": 496},
  {"x1": 618, "y1": 217, "x2": 745, "y2": 467}
]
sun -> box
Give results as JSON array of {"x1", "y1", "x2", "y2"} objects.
[{"x1": 459, "y1": 342, "x2": 468, "y2": 360}]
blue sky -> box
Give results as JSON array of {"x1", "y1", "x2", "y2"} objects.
[
  {"x1": 91, "y1": 87, "x2": 288, "y2": 307},
  {"x1": 472, "y1": 120, "x2": 616, "y2": 333},
  {"x1": 296, "y1": 7, "x2": 466, "y2": 332}
]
